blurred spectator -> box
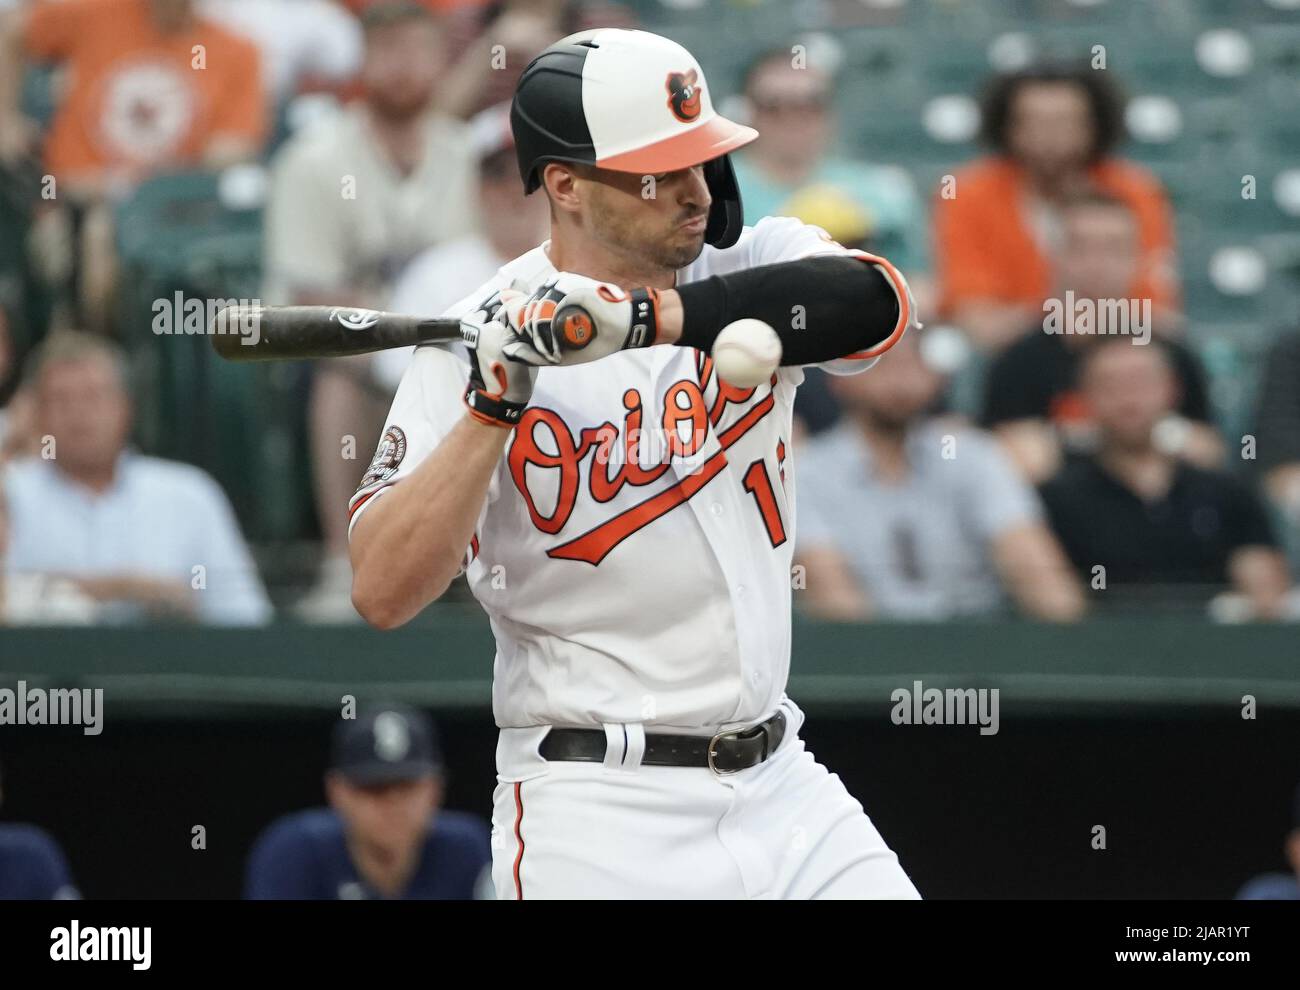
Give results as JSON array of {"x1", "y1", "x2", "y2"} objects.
[
  {"x1": 1040, "y1": 339, "x2": 1291, "y2": 617},
  {"x1": 732, "y1": 48, "x2": 931, "y2": 437},
  {"x1": 933, "y1": 64, "x2": 1179, "y2": 351},
  {"x1": 437, "y1": 1, "x2": 561, "y2": 119},
  {"x1": 0, "y1": 480, "x2": 99, "y2": 624},
  {"x1": 432, "y1": 1, "x2": 633, "y2": 122},
  {"x1": 0, "y1": 0, "x2": 267, "y2": 190},
  {"x1": 244, "y1": 705, "x2": 491, "y2": 900},
  {"x1": 0, "y1": 306, "x2": 38, "y2": 466},
  {"x1": 263, "y1": 1, "x2": 479, "y2": 620},
  {"x1": 343, "y1": 0, "x2": 491, "y2": 12},
  {"x1": 1236, "y1": 783, "x2": 1300, "y2": 900},
  {"x1": 0, "y1": 0, "x2": 268, "y2": 328},
  {"x1": 980, "y1": 192, "x2": 1220, "y2": 483},
  {"x1": 732, "y1": 49, "x2": 930, "y2": 277},
  {"x1": 795, "y1": 331, "x2": 1084, "y2": 622},
  {"x1": 199, "y1": 0, "x2": 363, "y2": 106},
  {"x1": 1253, "y1": 330, "x2": 1300, "y2": 521},
  {"x1": 0, "y1": 757, "x2": 80, "y2": 899},
  {"x1": 374, "y1": 102, "x2": 548, "y2": 391},
  {"x1": 2, "y1": 330, "x2": 272, "y2": 625}
]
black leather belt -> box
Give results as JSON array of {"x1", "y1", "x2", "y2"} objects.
[{"x1": 539, "y1": 711, "x2": 787, "y2": 775}]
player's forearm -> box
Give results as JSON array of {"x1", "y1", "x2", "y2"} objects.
[
  {"x1": 350, "y1": 415, "x2": 508, "y2": 629},
  {"x1": 663, "y1": 256, "x2": 905, "y2": 363}
]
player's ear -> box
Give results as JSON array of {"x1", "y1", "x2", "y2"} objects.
[{"x1": 542, "y1": 162, "x2": 584, "y2": 217}]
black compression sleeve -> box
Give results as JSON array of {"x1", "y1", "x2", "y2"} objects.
[{"x1": 675, "y1": 255, "x2": 900, "y2": 365}]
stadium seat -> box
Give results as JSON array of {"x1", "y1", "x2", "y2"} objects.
[
  {"x1": 112, "y1": 169, "x2": 316, "y2": 544},
  {"x1": 19, "y1": 64, "x2": 61, "y2": 131}
]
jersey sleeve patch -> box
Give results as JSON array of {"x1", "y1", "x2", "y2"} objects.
[{"x1": 360, "y1": 426, "x2": 408, "y2": 489}]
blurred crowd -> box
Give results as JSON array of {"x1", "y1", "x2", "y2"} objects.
[{"x1": 0, "y1": 0, "x2": 1298, "y2": 626}]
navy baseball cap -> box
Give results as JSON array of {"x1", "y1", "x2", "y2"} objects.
[{"x1": 331, "y1": 706, "x2": 442, "y2": 785}]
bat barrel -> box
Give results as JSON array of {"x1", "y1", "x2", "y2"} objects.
[
  {"x1": 209, "y1": 305, "x2": 462, "y2": 362},
  {"x1": 209, "y1": 305, "x2": 266, "y2": 361}
]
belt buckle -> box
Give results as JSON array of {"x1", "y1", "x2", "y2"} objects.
[{"x1": 707, "y1": 727, "x2": 744, "y2": 776}]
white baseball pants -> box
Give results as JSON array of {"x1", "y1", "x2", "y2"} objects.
[{"x1": 489, "y1": 699, "x2": 920, "y2": 900}]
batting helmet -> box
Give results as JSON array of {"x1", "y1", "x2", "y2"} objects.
[{"x1": 510, "y1": 29, "x2": 758, "y2": 250}]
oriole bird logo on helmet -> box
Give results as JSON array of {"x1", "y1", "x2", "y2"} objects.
[{"x1": 666, "y1": 70, "x2": 702, "y2": 122}]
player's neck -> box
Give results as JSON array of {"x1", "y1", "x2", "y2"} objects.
[{"x1": 546, "y1": 231, "x2": 677, "y2": 290}]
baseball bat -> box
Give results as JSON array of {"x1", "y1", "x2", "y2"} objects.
[{"x1": 209, "y1": 305, "x2": 464, "y2": 362}]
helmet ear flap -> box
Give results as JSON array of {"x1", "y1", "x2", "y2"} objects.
[{"x1": 703, "y1": 155, "x2": 744, "y2": 249}]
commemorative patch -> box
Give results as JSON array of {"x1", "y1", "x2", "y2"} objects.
[{"x1": 360, "y1": 426, "x2": 407, "y2": 489}]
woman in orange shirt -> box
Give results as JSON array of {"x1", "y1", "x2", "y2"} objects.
[{"x1": 933, "y1": 64, "x2": 1181, "y2": 351}]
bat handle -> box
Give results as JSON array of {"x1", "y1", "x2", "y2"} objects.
[{"x1": 551, "y1": 304, "x2": 595, "y2": 352}]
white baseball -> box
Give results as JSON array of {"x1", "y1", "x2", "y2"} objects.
[{"x1": 711, "y1": 318, "x2": 782, "y2": 388}]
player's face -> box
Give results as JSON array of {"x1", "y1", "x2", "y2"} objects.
[
  {"x1": 36, "y1": 357, "x2": 132, "y2": 476},
  {"x1": 1058, "y1": 205, "x2": 1140, "y2": 303},
  {"x1": 1006, "y1": 82, "x2": 1095, "y2": 177},
  {"x1": 830, "y1": 335, "x2": 942, "y2": 429},
  {"x1": 331, "y1": 775, "x2": 439, "y2": 855},
  {"x1": 1081, "y1": 343, "x2": 1178, "y2": 447},
  {"x1": 580, "y1": 164, "x2": 713, "y2": 272},
  {"x1": 362, "y1": 21, "x2": 443, "y2": 122}
]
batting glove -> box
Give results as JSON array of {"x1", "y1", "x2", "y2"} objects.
[
  {"x1": 500, "y1": 274, "x2": 662, "y2": 367},
  {"x1": 461, "y1": 291, "x2": 539, "y2": 428}
]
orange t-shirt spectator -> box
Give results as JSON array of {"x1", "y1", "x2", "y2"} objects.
[
  {"x1": 933, "y1": 65, "x2": 1180, "y2": 351},
  {"x1": 23, "y1": 0, "x2": 267, "y2": 190}
]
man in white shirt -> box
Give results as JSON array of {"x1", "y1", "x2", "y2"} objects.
[
  {"x1": 199, "y1": 0, "x2": 363, "y2": 106},
  {"x1": 3, "y1": 331, "x2": 272, "y2": 625},
  {"x1": 349, "y1": 30, "x2": 921, "y2": 899},
  {"x1": 375, "y1": 103, "x2": 549, "y2": 393},
  {"x1": 263, "y1": 1, "x2": 479, "y2": 619}
]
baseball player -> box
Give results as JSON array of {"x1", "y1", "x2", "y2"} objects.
[{"x1": 349, "y1": 29, "x2": 921, "y2": 899}]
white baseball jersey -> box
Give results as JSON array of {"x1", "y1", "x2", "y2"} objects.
[{"x1": 349, "y1": 216, "x2": 883, "y2": 732}]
